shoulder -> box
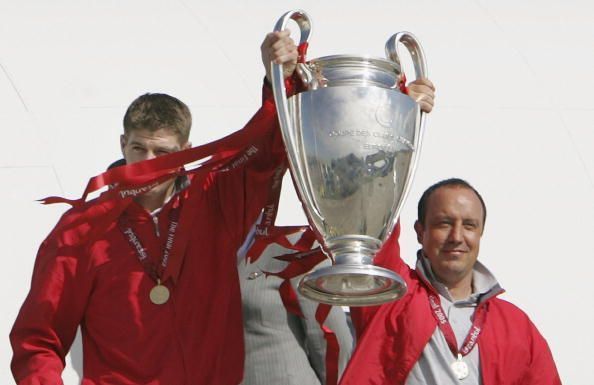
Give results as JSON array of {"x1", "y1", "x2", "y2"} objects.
[
  {"x1": 46, "y1": 196, "x2": 126, "y2": 249},
  {"x1": 481, "y1": 298, "x2": 561, "y2": 378},
  {"x1": 485, "y1": 297, "x2": 545, "y2": 338},
  {"x1": 488, "y1": 297, "x2": 531, "y2": 319}
]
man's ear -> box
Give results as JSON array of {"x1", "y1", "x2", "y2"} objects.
[
  {"x1": 120, "y1": 134, "x2": 127, "y2": 156},
  {"x1": 414, "y1": 220, "x2": 424, "y2": 244}
]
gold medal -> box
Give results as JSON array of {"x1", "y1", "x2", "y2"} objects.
[
  {"x1": 451, "y1": 354, "x2": 469, "y2": 380},
  {"x1": 149, "y1": 280, "x2": 170, "y2": 305}
]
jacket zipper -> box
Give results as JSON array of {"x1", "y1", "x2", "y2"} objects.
[{"x1": 152, "y1": 215, "x2": 160, "y2": 237}]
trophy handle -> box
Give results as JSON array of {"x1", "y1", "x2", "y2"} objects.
[
  {"x1": 273, "y1": 10, "x2": 311, "y2": 53},
  {"x1": 384, "y1": 32, "x2": 429, "y2": 239},
  {"x1": 385, "y1": 32, "x2": 428, "y2": 82},
  {"x1": 271, "y1": 11, "x2": 324, "y2": 224}
]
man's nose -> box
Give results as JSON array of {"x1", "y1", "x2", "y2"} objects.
[
  {"x1": 145, "y1": 151, "x2": 157, "y2": 160},
  {"x1": 447, "y1": 223, "x2": 464, "y2": 242}
]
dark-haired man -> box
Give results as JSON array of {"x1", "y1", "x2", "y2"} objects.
[{"x1": 341, "y1": 178, "x2": 561, "y2": 385}]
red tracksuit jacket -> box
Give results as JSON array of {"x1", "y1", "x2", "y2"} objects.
[
  {"x1": 10, "y1": 90, "x2": 285, "y2": 385},
  {"x1": 344, "y1": 226, "x2": 562, "y2": 385}
]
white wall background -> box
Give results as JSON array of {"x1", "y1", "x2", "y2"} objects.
[{"x1": 2, "y1": 1, "x2": 593, "y2": 384}]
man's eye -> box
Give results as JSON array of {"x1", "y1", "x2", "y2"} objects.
[
  {"x1": 156, "y1": 150, "x2": 170, "y2": 156},
  {"x1": 132, "y1": 146, "x2": 144, "y2": 152}
]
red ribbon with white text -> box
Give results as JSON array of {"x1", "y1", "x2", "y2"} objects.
[
  {"x1": 427, "y1": 293, "x2": 487, "y2": 357},
  {"x1": 118, "y1": 197, "x2": 182, "y2": 283}
]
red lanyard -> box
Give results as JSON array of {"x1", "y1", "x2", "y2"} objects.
[
  {"x1": 254, "y1": 163, "x2": 286, "y2": 237},
  {"x1": 118, "y1": 199, "x2": 182, "y2": 282},
  {"x1": 428, "y1": 293, "x2": 486, "y2": 357},
  {"x1": 245, "y1": 162, "x2": 291, "y2": 263}
]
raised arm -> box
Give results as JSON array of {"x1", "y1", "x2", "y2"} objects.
[{"x1": 214, "y1": 31, "x2": 298, "y2": 246}]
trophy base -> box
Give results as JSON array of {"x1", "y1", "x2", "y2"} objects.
[{"x1": 298, "y1": 264, "x2": 407, "y2": 306}]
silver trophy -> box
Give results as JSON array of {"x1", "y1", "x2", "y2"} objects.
[{"x1": 271, "y1": 10, "x2": 427, "y2": 306}]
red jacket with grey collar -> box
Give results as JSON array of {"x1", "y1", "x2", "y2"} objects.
[{"x1": 344, "y1": 228, "x2": 561, "y2": 385}]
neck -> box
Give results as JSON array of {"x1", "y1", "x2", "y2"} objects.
[
  {"x1": 441, "y1": 273, "x2": 473, "y2": 300},
  {"x1": 447, "y1": 282, "x2": 472, "y2": 301},
  {"x1": 135, "y1": 180, "x2": 175, "y2": 213}
]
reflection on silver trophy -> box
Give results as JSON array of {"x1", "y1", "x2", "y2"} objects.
[{"x1": 271, "y1": 10, "x2": 428, "y2": 306}]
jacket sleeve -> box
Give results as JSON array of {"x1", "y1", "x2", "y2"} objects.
[
  {"x1": 10, "y1": 228, "x2": 93, "y2": 385},
  {"x1": 521, "y1": 323, "x2": 562, "y2": 385},
  {"x1": 480, "y1": 300, "x2": 563, "y2": 385},
  {"x1": 215, "y1": 80, "x2": 287, "y2": 247},
  {"x1": 294, "y1": 259, "x2": 354, "y2": 384}
]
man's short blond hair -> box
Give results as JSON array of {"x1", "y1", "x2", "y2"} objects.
[{"x1": 123, "y1": 93, "x2": 192, "y2": 143}]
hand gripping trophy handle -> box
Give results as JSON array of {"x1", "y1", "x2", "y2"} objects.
[
  {"x1": 271, "y1": 10, "x2": 428, "y2": 306},
  {"x1": 271, "y1": 11, "x2": 321, "y2": 225}
]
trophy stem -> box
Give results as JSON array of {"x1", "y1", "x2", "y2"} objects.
[
  {"x1": 326, "y1": 234, "x2": 381, "y2": 266},
  {"x1": 298, "y1": 263, "x2": 407, "y2": 306},
  {"x1": 298, "y1": 235, "x2": 407, "y2": 306}
]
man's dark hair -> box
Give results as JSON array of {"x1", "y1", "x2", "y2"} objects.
[
  {"x1": 123, "y1": 93, "x2": 192, "y2": 143},
  {"x1": 107, "y1": 158, "x2": 126, "y2": 170},
  {"x1": 417, "y1": 178, "x2": 487, "y2": 226}
]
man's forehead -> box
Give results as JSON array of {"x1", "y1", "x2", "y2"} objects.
[
  {"x1": 426, "y1": 186, "x2": 484, "y2": 216},
  {"x1": 429, "y1": 211, "x2": 481, "y2": 222},
  {"x1": 126, "y1": 128, "x2": 183, "y2": 146}
]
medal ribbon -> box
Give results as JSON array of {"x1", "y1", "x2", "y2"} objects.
[
  {"x1": 399, "y1": 72, "x2": 409, "y2": 95},
  {"x1": 297, "y1": 42, "x2": 309, "y2": 64},
  {"x1": 427, "y1": 293, "x2": 487, "y2": 357},
  {"x1": 253, "y1": 163, "x2": 286, "y2": 238},
  {"x1": 247, "y1": 160, "x2": 295, "y2": 263},
  {"x1": 118, "y1": 198, "x2": 182, "y2": 282}
]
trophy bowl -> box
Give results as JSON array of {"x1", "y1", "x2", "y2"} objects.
[{"x1": 271, "y1": 10, "x2": 428, "y2": 306}]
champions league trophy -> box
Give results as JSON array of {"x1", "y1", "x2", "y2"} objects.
[{"x1": 271, "y1": 10, "x2": 428, "y2": 306}]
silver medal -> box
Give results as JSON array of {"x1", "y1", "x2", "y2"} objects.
[{"x1": 451, "y1": 354, "x2": 469, "y2": 380}]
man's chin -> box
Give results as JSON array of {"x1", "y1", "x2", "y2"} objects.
[{"x1": 436, "y1": 263, "x2": 468, "y2": 278}]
